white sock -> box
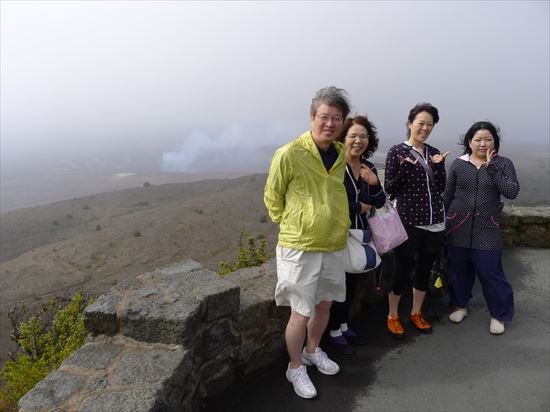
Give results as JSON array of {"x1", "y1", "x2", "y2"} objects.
[
  {"x1": 329, "y1": 329, "x2": 342, "y2": 338},
  {"x1": 340, "y1": 323, "x2": 349, "y2": 332}
]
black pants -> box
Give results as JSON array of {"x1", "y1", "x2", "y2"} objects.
[
  {"x1": 391, "y1": 226, "x2": 444, "y2": 295},
  {"x1": 329, "y1": 273, "x2": 359, "y2": 330}
]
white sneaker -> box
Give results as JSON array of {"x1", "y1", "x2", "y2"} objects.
[
  {"x1": 286, "y1": 364, "x2": 317, "y2": 399},
  {"x1": 449, "y1": 308, "x2": 468, "y2": 323},
  {"x1": 490, "y1": 318, "x2": 505, "y2": 335},
  {"x1": 301, "y1": 347, "x2": 340, "y2": 375}
]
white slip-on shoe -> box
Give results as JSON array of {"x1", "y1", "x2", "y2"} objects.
[
  {"x1": 490, "y1": 318, "x2": 505, "y2": 335},
  {"x1": 286, "y1": 364, "x2": 317, "y2": 399},
  {"x1": 449, "y1": 308, "x2": 468, "y2": 323},
  {"x1": 301, "y1": 347, "x2": 340, "y2": 375}
]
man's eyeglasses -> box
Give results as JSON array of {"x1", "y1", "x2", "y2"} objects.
[{"x1": 316, "y1": 114, "x2": 343, "y2": 123}]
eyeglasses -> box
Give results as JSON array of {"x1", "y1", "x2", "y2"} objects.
[
  {"x1": 316, "y1": 113, "x2": 343, "y2": 123},
  {"x1": 347, "y1": 134, "x2": 368, "y2": 140}
]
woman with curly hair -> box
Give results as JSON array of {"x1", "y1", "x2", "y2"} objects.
[{"x1": 328, "y1": 114, "x2": 386, "y2": 354}]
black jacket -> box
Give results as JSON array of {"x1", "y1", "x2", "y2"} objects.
[
  {"x1": 443, "y1": 154, "x2": 520, "y2": 250},
  {"x1": 344, "y1": 158, "x2": 386, "y2": 229}
]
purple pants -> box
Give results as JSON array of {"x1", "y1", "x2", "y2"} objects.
[{"x1": 447, "y1": 245, "x2": 514, "y2": 321}]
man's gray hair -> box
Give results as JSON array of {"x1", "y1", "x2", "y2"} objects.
[{"x1": 310, "y1": 86, "x2": 351, "y2": 119}]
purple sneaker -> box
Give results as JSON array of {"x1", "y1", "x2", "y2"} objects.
[
  {"x1": 342, "y1": 328, "x2": 358, "y2": 339},
  {"x1": 329, "y1": 335, "x2": 356, "y2": 355},
  {"x1": 342, "y1": 328, "x2": 368, "y2": 346}
]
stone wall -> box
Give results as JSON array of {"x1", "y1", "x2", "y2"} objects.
[
  {"x1": 18, "y1": 206, "x2": 549, "y2": 411},
  {"x1": 501, "y1": 206, "x2": 550, "y2": 248},
  {"x1": 18, "y1": 260, "x2": 288, "y2": 411}
]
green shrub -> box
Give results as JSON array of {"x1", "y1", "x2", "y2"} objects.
[
  {"x1": 218, "y1": 231, "x2": 269, "y2": 276},
  {"x1": 132, "y1": 230, "x2": 141, "y2": 237},
  {"x1": 0, "y1": 293, "x2": 92, "y2": 408}
]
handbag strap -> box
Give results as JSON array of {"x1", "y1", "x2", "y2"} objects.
[{"x1": 409, "y1": 148, "x2": 435, "y2": 184}]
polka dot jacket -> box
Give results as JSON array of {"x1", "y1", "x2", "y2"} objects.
[
  {"x1": 384, "y1": 142, "x2": 447, "y2": 226},
  {"x1": 443, "y1": 154, "x2": 520, "y2": 250}
]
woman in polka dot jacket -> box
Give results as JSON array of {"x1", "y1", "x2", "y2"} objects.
[
  {"x1": 384, "y1": 102, "x2": 450, "y2": 338},
  {"x1": 443, "y1": 121, "x2": 519, "y2": 335}
]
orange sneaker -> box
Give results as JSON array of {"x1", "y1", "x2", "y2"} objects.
[
  {"x1": 410, "y1": 312, "x2": 432, "y2": 334},
  {"x1": 387, "y1": 316, "x2": 405, "y2": 339}
]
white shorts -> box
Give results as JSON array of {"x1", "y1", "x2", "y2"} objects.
[{"x1": 275, "y1": 245, "x2": 346, "y2": 317}]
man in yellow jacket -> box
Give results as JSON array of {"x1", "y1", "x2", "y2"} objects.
[{"x1": 264, "y1": 86, "x2": 351, "y2": 399}]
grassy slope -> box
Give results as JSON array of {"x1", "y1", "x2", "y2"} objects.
[{"x1": 0, "y1": 174, "x2": 278, "y2": 365}]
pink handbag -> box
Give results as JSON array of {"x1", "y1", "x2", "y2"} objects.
[{"x1": 367, "y1": 200, "x2": 408, "y2": 254}]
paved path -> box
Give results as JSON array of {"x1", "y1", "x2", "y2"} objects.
[{"x1": 207, "y1": 247, "x2": 549, "y2": 412}]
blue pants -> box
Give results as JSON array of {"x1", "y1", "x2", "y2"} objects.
[{"x1": 447, "y1": 245, "x2": 514, "y2": 321}]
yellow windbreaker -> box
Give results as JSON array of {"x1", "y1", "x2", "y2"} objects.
[{"x1": 264, "y1": 131, "x2": 350, "y2": 252}]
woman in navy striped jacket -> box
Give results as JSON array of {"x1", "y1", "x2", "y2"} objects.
[{"x1": 443, "y1": 121, "x2": 519, "y2": 335}]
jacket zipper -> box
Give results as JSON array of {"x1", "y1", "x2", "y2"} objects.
[
  {"x1": 420, "y1": 147, "x2": 433, "y2": 224},
  {"x1": 470, "y1": 167, "x2": 480, "y2": 248}
]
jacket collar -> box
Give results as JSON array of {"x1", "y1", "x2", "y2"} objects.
[
  {"x1": 403, "y1": 141, "x2": 432, "y2": 156},
  {"x1": 297, "y1": 131, "x2": 345, "y2": 156}
]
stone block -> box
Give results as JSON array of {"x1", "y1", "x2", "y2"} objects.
[
  {"x1": 237, "y1": 337, "x2": 256, "y2": 365},
  {"x1": 228, "y1": 260, "x2": 277, "y2": 302},
  {"x1": 240, "y1": 278, "x2": 276, "y2": 302},
  {"x1": 79, "y1": 388, "x2": 159, "y2": 412},
  {"x1": 120, "y1": 299, "x2": 202, "y2": 345},
  {"x1": 519, "y1": 225, "x2": 550, "y2": 248},
  {"x1": 62, "y1": 341, "x2": 122, "y2": 370},
  {"x1": 150, "y1": 266, "x2": 241, "y2": 322},
  {"x1": 234, "y1": 292, "x2": 270, "y2": 334},
  {"x1": 194, "y1": 319, "x2": 240, "y2": 363},
  {"x1": 156, "y1": 363, "x2": 195, "y2": 412},
  {"x1": 111, "y1": 347, "x2": 190, "y2": 386},
  {"x1": 500, "y1": 214, "x2": 520, "y2": 227},
  {"x1": 110, "y1": 277, "x2": 143, "y2": 292},
  {"x1": 226, "y1": 266, "x2": 263, "y2": 282},
  {"x1": 241, "y1": 335, "x2": 285, "y2": 375},
  {"x1": 19, "y1": 370, "x2": 84, "y2": 410},
  {"x1": 180, "y1": 390, "x2": 202, "y2": 412},
  {"x1": 83, "y1": 293, "x2": 120, "y2": 335},
  {"x1": 177, "y1": 268, "x2": 240, "y2": 322},
  {"x1": 267, "y1": 300, "x2": 290, "y2": 322},
  {"x1": 85, "y1": 373, "x2": 109, "y2": 391},
  {"x1": 199, "y1": 362, "x2": 236, "y2": 397},
  {"x1": 132, "y1": 286, "x2": 160, "y2": 299},
  {"x1": 150, "y1": 259, "x2": 203, "y2": 275},
  {"x1": 520, "y1": 215, "x2": 550, "y2": 225},
  {"x1": 203, "y1": 284, "x2": 241, "y2": 322},
  {"x1": 265, "y1": 317, "x2": 287, "y2": 335}
]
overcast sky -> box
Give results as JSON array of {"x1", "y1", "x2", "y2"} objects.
[{"x1": 1, "y1": 0, "x2": 549, "y2": 177}]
